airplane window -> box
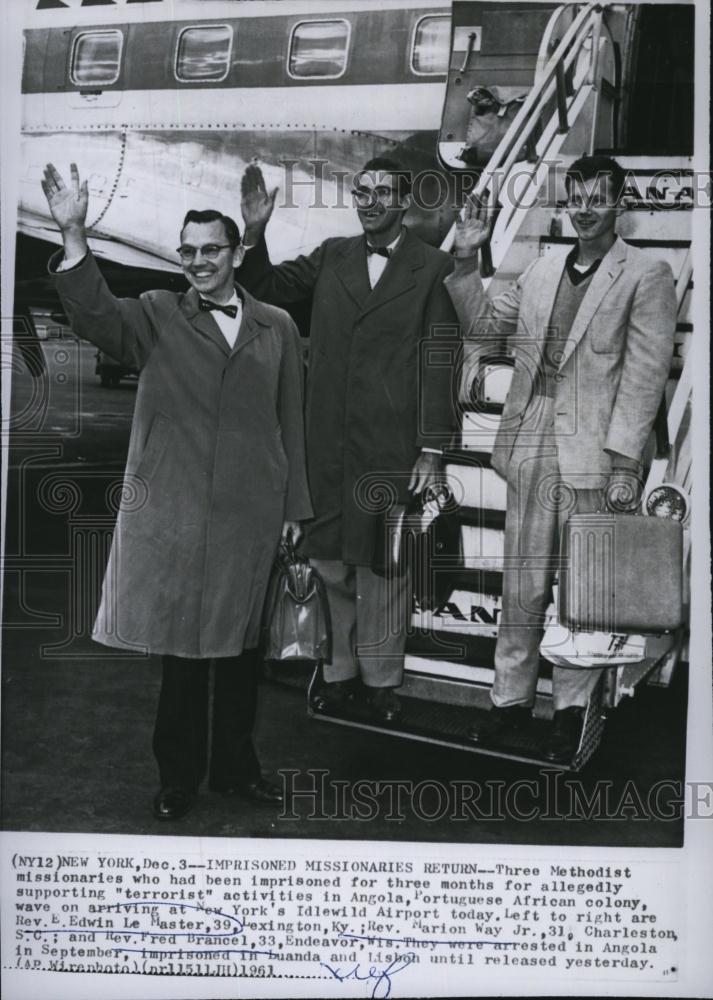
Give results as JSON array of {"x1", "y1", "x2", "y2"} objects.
[
  {"x1": 71, "y1": 30, "x2": 123, "y2": 86},
  {"x1": 176, "y1": 25, "x2": 233, "y2": 82},
  {"x1": 412, "y1": 15, "x2": 450, "y2": 75},
  {"x1": 288, "y1": 20, "x2": 350, "y2": 79}
]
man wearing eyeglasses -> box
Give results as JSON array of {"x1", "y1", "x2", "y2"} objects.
[
  {"x1": 445, "y1": 154, "x2": 676, "y2": 762},
  {"x1": 238, "y1": 157, "x2": 458, "y2": 724},
  {"x1": 41, "y1": 163, "x2": 312, "y2": 820}
]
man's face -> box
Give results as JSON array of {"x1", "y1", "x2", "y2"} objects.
[
  {"x1": 179, "y1": 220, "x2": 243, "y2": 300},
  {"x1": 352, "y1": 171, "x2": 410, "y2": 238},
  {"x1": 566, "y1": 174, "x2": 621, "y2": 245}
]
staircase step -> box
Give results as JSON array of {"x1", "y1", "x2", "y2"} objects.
[
  {"x1": 461, "y1": 352, "x2": 515, "y2": 406},
  {"x1": 445, "y1": 447, "x2": 494, "y2": 466},
  {"x1": 308, "y1": 693, "x2": 595, "y2": 767},
  {"x1": 461, "y1": 412, "x2": 498, "y2": 453},
  {"x1": 461, "y1": 524, "x2": 504, "y2": 566},
  {"x1": 445, "y1": 451, "x2": 507, "y2": 512},
  {"x1": 460, "y1": 400, "x2": 505, "y2": 415},
  {"x1": 405, "y1": 627, "x2": 554, "y2": 678},
  {"x1": 458, "y1": 506, "x2": 506, "y2": 530},
  {"x1": 442, "y1": 568, "x2": 504, "y2": 594}
]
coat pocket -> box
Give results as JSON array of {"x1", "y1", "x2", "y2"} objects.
[
  {"x1": 136, "y1": 414, "x2": 171, "y2": 481},
  {"x1": 269, "y1": 429, "x2": 289, "y2": 492},
  {"x1": 589, "y1": 313, "x2": 626, "y2": 354}
]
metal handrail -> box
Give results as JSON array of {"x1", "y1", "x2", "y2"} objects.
[
  {"x1": 666, "y1": 249, "x2": 693, "y2": 445},
  {"x1": 676, "y1": 249, "x2": 693, "y2": 311},
  {"x1": 441, "y1": 1, "x2": 610, "y2": 255},
  {"x1": 645, "y1": 247, "x2": 693, "y2": 490}
]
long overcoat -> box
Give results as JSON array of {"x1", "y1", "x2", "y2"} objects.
[
  {"x1": 238, "y1": 229, "x2": 458, "y2": 565},
  {"x1": 52, "y1": 251, "x2": 312, "y2": 657}
]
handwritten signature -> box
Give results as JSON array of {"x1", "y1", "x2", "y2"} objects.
[{"x1": 321, "y1": 953, "x2": 416, "y2": 998}]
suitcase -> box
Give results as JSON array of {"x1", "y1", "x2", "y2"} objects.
[{"x1": 559, "y1": 513, "x2": 683, "y2": 634}]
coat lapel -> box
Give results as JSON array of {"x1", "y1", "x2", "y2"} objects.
[
  {"x1": 359, "y1": 229, "x2": 420, "y2": 319},
  {"x1": 535, "y1": 248, "x2": 569, "y2": 342},
  {"x1": 557, "y1": 237, "x2": 628, "y2": 369},
  {"x1": 519, "y1": 249, "x2": 567, "y2": 375},
  {"x1": 180, "y1": 287, "x2": 230, "y2": 357},
  {"x1": 335, "y1": 237, "x2": 372, "y2": 310},
  {"x1": 230, "y1": 285, "x2": 272, "y2": 356},
  {"x1": 181, "y1": 286, "x2": 271, "y2": 359}
]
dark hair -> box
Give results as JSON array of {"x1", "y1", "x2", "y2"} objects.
[
  {"x1": 181, "y1": 209, "x2": 241, "y2": 248},
  {"x1": 565, "y1": 154, "x2": 627, "y2": 203},
  {"x1": 360, "y1": 156, "x2": 412, "y2": 198}
]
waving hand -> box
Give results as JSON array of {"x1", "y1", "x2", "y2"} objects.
[
  {"x1": 240, "y1": 163, "x2": 278, "y2": 243},
  {"x1": 41, "y1": 163, "x2": 88, "y2": 231},
  {"x1": 453, "y1": 194, "x2": 491, "y2": 258},
  {"x1": 41, "y1": 163, "x2": 89, "y2": 259}
]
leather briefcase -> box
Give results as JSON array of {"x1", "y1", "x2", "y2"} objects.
[
  {"x1": 558, "y1": 513, "x2": 683, "y2": 634},
  {"x1": 263, "y1": 540, "x2": 331, "y2": 661},
  {"x1": 372, "y1": 488, "x2": 461, "y2": 612}
]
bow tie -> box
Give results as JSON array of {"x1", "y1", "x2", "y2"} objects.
[
  {"x1": 199, "y1": 298, "x2": 238, "y2": 319},
  {"x1": 366, "y1": 244, "x2": 392, "y2": 259}
]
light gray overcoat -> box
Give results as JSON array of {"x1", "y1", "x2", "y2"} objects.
[{"x1": 52, "y1": 251, "x2": 312, "y2": 657}]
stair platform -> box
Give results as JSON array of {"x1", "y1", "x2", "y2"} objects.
[{"x1": 305, "y1": 664, "x2": 607, "y2": 772}]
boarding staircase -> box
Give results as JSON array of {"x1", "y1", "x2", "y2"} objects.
[{"x1": 308, "y1": 2, "x2": 694, "y2": 768}]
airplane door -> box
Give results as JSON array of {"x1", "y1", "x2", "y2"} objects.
[{"x1": 438, "y1": 2, "x2": 559, "y2": 171}]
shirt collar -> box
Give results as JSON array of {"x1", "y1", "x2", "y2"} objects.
[
  {"x1": 386, "y1": 229, "x2": 405, "y2": 253},
  {"x1": 201, "y1": 289, "x2": 242, "y2": 308},
  {"x1": 565, "y1": 244, "x2": 602, "y2": 285},
  {"x1": 367, "y1": 227, "x2": 405, "y2": 256}
]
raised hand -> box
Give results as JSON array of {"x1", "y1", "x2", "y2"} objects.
[
  {"x1": 453, "y1": 194, "x2": 491, "y2": 257},
  {"x1": 240, "y1": 163, "x2": 278, "y2": 241},
  {"x1": 41, "y1": 163, "x2": 88, "y2": 232}
]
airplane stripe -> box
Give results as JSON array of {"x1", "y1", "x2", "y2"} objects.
[
  {"x1": 30, "y1": 0, "x2": 448, "y2": 23},
  {"x1": 23, "y1": 7, "x2": 448, "y2": 92},
  {"x1": 22, "y1": 83, "x2": 446, "y2": 132}
]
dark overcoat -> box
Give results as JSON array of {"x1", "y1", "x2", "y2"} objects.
[
  {"x1": 52, "y1": 251, "x2": 312, "y2": 657},
  {"x1": 238, "y1": 230, "x2": 458, "y2": 565}
]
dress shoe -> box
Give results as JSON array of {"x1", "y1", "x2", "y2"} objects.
[
  {"x1": 542, "y1": 706, "x2": 585, "y2": 763},
  {"x1": 153, "y1": 787, "x2": 194, "y2": 821},
  {"x1": 368, "y1": 687, "x2": 402, "y2": 723},
  {"x1": 210, "y1": 777, "x2": 284, "y2": 804},
  {"x1": 467, "y1": 705, "x2": 532, "y2": 744},
  {"x1": 310, "y1": 678, "x2": 357, "y2": 713}
]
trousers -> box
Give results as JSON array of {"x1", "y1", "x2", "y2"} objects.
[
  {"x1": 152, "y1": 649, "x2": 261, "y2": 792},
  {"x1": 493, "y1": 401, "x2": 605, "y2": 711},
  {"x1": 310, "y1": 559, "x2": 410, "y2": 687}
]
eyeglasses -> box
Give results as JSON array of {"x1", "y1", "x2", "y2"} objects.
[
  {"x1": 176, "y1": 243, "x2": 235, "y2": 261},
  {"x1": 351, "y1": 186, "x2": 401, "y2": 208}
]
